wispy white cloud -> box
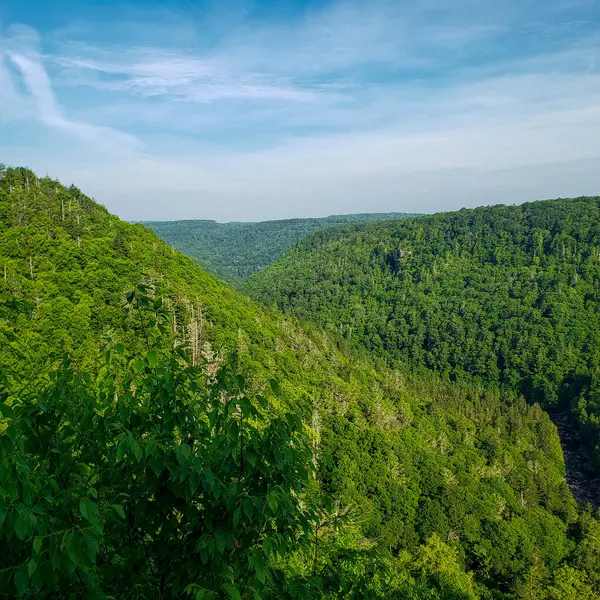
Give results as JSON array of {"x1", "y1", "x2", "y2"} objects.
[
  {"x1": 54, "y1": 50, "x2": 324, "y2": 103},
  {"x1": 5, "y1": 51, "x2": 138, "y2": 146},
  {"x1": 45, "y1": 0, "x2": 520, "y2": 109},
  {"x1": 42, "y1": 1, "x2": 600, "y2": 140},
  {"x1": 0, "y1": 25, "x2": 139, "y2": 150}
]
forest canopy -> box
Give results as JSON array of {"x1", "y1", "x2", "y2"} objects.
[
  {"x1": 245, "y1": 197, "x2": 600, "y2": 483},
  {"x1": 1, "y1": 165, "x2": 599, "y2": 598}
]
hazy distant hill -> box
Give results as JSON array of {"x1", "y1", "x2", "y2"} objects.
[{"x1": 143, "y1": 213, "x2": 419, "y2": 285}]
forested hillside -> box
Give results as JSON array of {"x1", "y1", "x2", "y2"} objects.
[
  {"x1": 245, "y1": 198, "x2": 600, "y2": 489},
  {"x1": 144, "y1": 213, "x2": 418, "y2": 285},
  {"x1": 1, "y1": 167, "x2": 599, "y2": 599}
]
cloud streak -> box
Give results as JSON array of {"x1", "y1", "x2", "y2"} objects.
[
  {"x1": 1, "y1": 25, "x2": 139, "y2": 150},
  {"x1": 55, "y1": 50, "x2": 324, "y2": 103}
]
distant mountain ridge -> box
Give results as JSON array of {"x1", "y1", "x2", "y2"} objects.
[{"x1": 143, "y1": 212, "x2": 420, "y2": 285}]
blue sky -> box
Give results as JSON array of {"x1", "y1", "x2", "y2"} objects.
[{"x1": 1, "y1": 0, "x2": 599, "y2": 221}]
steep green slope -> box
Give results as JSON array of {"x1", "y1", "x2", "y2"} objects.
[
  {"x1": 144, "y1": 212, "x2": 419, "y2": 285},
  {"x1": 244, "y1": 197, "x2": 600, "y2": 483},
  {"x1": 1, "y1": 167, "x2": 599, "y2": 598}
]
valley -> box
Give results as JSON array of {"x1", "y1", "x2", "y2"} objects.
[
  {"x1": 1, "y1": 166, "x2": 599, "y2": 599},
  {"x1": 143, "y1": 213, "x2": 419, "y2": 285}
]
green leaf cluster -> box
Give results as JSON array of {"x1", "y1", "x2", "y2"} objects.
[{"x1": 0, "y1": 337, "x2": 317, "y2": 598}]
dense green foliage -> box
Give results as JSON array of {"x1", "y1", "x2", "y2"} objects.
[
  {"x1": 144, "y1": 213, "x2": 418, "y2": 285},
  {"x1": 0, "y1": 326, "x2": 318, "y2": 598},
  {"x1": 1, "y1": 166, "x2": 599, "y2": 598},
  {"x1": 245, "y1": 197, "x2": 600, "y2": 480}
]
